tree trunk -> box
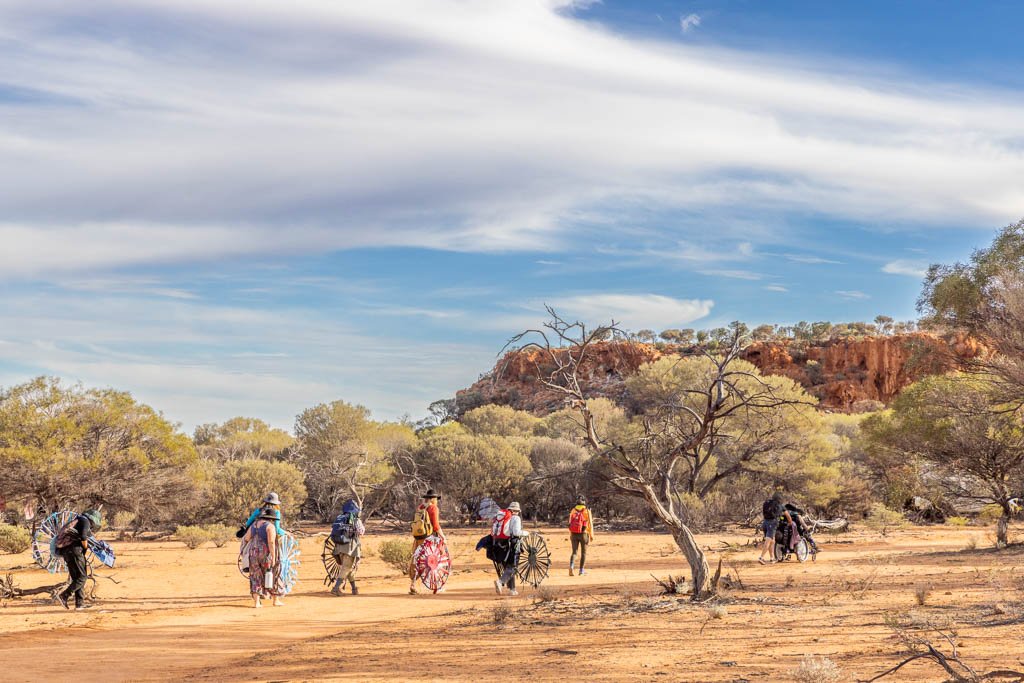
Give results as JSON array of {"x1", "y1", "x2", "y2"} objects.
[
  {"x1": 997, "y1": 512, "x2": 1009, "y2": 548},
  {"x1": 667, "y1": 519, "x2": 711, "y2": 600}
]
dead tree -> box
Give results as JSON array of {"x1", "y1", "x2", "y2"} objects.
[{"x1": 502, "y1": 308, "x2": 801, "y2": 599}]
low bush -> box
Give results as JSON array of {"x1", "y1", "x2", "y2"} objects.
[
  {"x1": 0, "y1": 523, "x2": 31, "y2": 554},
  {"x1": 792, "y1": 655, "x2": 842, "y2": 683},
  {"x1": 945, "y1": 516, "x2": 970, "y2": 527},
  {"x1": 492, "y1": 603, "x2": 513, "y2": 625},
  {"x1": 176, "y1": 525, "x2": 212, "y2": 550},
  {"x1": 203, "y1": 524, "x2": 237, "y2": 548},
  {"x1": 377, "y1": 538, "x2": 412, "y2": 573},
  {"x1": 864, "y1": 503, "x2": 908, "y2": 536},
  {"x1": 914, "y1": 583, "x2": 932, "y2": 606}
]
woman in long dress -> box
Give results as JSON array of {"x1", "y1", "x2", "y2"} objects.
[{"x1": 243, "y1": 508, "x2": 280, "y2": 608}]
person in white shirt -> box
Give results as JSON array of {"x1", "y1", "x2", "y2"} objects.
[{"x1": 493, "y1": 501, "x2": 530, "y2": 596}]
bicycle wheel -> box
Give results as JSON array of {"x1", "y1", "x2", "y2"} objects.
[
  {"x1": 794, "y1": 538, "x2": 809, "y2": 563},
  {"x1": 322, "y1": 537, "x2": 342, "y2": 586},
  {"x1": 773, "y1": 541, "x2": 787, "y2": 562},
  {"x1": 516, "y1": 532, "x2": 551, "y2": 588}
]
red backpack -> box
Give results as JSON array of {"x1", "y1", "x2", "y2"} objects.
[
  {"x1": 569, "y1": 507, "x2": 588, "y2": 534},
  {"x1": 491, "y1": 509, "x2": 513, "y2": 540}
]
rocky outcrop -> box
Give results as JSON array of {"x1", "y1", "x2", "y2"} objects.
[{"x1": 457, "y1": 333, "x2": 983, "y2": 415}]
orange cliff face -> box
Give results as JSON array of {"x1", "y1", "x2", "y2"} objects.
[{"x1": 456, "y1": 333, "x2": 984, "y2": 415}]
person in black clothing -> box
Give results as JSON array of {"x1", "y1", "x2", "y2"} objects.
[
  {"x1": 54, "y1": 509, "x2": 102, "y2": 610},
  {"x1": 784, "y1": 502, "x2": 820, "y2": 556},
  {"x1": 758, "y1": 493, "x2": 792, "y2": 565}
]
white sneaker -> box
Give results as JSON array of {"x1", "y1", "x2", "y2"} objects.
[
  {"x1": 508, "y1": 589, "x2": 519, "y2": 596},
  {"x1": 494, "y1": 579, "x2": 503, "y2": 595}
]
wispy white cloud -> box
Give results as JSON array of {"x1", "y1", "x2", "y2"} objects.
[
  {"x1": 836, "y1": 290, "x2": 871, "y2": 300},
  {"x1": 763, "y1": 284, "x2": 789, "y2": 292},
  {"x1": 0, "y1": 1, "x2": 1020, "y2": 276},
  {"x1": 680, "y1": 13, "x2": 702, "y2": 33},
  {"x1": 548, "y1": 293, "x2": 713, "y2": 330},
  {"x1": 698, "y1": 269, "x2": 763, "y2": 281},
  {"x1": 882, "y1": 259, "x2": 928, "y2": 277},
  {"x1": 786, "y1": 254, "x2": 842, "y2": 265}
]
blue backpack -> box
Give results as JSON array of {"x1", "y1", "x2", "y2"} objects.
[{"x1": 331, "y1": 501, "x2": 360, "y2": 544}]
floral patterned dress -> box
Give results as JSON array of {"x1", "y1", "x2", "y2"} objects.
[{"x1": 247, "y1": 520, "x2": 277, "y2": 596}]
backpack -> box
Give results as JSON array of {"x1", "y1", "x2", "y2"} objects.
[
  {"x1": 54, "y1": 515, "x2": 83, "y2": 550},
  {"x1": 331, "y1": 512, "x2": 355, "y2": 544},
  {"x1": 411, "y1": 504, "x2": 433, "y2": 538},
  {"x1": 491, "y1": 509, "x2": 513, "y2": 540},
  {"x1": 569, "y1": 507, "x2": 588, "y2": 534}
]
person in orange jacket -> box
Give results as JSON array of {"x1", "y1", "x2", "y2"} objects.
[
  {"x1": 408, "y1": 489, "x2": 445, "y2": 594},
  {"x1": 568, "y1": 495, "x2": 594, "y2": 576}
]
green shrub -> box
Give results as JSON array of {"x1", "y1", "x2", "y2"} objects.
[
  {"x1": 176, "y1": 525, "x2": 212, "y2": 549},
  {"x1": 0, "y1": 523, "x2": 31, "y2": 554},
  {"x1": 864, "y1": 503, "x2": 908, "y2": 536},
  {"x1": 946, "y1": 516, "x2": 970, "y2": 527},
  {"x1": 377, "y1": 538, "x2": 412, "y2": 573},
  {"x1": 202, "y1": 523, "x2": 237, "y2": 548}
]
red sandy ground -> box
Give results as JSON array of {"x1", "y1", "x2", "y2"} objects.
[{"x1": 1, "y1": 525, "x2": 1022, "y2": 682}]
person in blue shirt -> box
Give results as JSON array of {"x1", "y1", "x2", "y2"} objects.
[{"x1": 237, "y1": 492, "x2": 284, "y2": 538}]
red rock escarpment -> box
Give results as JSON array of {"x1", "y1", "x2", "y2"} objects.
[{"x1": 456, "y1": 333, "x2": 983, "y2": 415}]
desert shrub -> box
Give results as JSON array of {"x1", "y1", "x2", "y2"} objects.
[
  {"x1": 978, "y1": 504, "x2": 1004, "y2": 522},
  {"x1": 460, "y1": 404, "x2": 541, "y2": 437},
  {"x1": 964, "y1": 535, "x2": 979, "y2": 551},
  {"x1": 0, "y1": 523, "x2": 30, "y2": 554},
  {"x1": 202, "y1": 459, "x2": 307, "y2": 524},
  {"x1": 946, "y1": 516, "x2": 969, "y2": 527},
  {"x1": 792, "y1": 655, "x2": 842, "y2": 683},
  {"x1": 707, "y1": 604, "x2": 727, "y2": 619},
  {"x1": 377, "y1": 538, "x2": 412, "y2": 573},
  {"x1": 113, "y1": 510, "x2": 136, "y2": 530},
  {"x1": 534, "y1": 585, "x2": 562, "y2": 603},
  {"x1": 203, "y1": 524, "x2": 237, "y2": 548},
  {"x1": 864, "y1": 503, "x2": 908, "y2": 536},
  {"x1": 492, "y1": 603, "x2": 513, "y2": 625},
  {"x1": 176, "y1": 525, "x2": 212, "y2": 549},
  {"x1": 914, "y1": 583, "x2": 932, "y2": 606}
]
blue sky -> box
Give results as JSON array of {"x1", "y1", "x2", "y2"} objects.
[{"x1": 2, "y1": 0, "x2": 1023, "y2": 431}]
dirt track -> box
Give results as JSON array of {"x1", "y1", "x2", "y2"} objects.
[{"x1": 2, "y1": 525, "x2": 1022, "y2": 682}]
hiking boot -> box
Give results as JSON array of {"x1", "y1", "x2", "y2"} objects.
[
  {"x1": 351, "y1": 584, "x2": 359, "y2": 596},
  {"x1": 408, "y1": 584, "x2": 419, "y2": 595},
  {"x1": 569, "y1": 567, "x2": 575, "y2": 576},
  {"x1": 75, "y1": 604, "x2": 92, "y2": 611},
  {"x1": 494, "y1": 579, "x2": 504, "y2": 595},
  {"x1": 55, "y1": 593, "x2": 70, "y2": 610},
  {"x1": 508, "y1": 589, "x2": 519, "y2": 597},
  {"x1": 578, "y1": 569, "x2": 586, "y2": 576}
]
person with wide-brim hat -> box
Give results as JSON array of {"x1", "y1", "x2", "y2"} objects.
[
  {"x1": 408, "y1": 489, "x2": 445, "y2": 595},
  {"x1": 242, "y1": 507, "x2": 281, "y2": 608},
  {"x1": 493, "y1": 501, "x2": 530, "y2": 597}
]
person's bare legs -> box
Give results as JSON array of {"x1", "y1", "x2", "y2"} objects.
[{"x1": 252, "y1": 592, "x2": 262, "y2": 608}]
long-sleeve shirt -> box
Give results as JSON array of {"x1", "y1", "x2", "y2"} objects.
[
  {"x1": 425, "y1": 503, "x2": 442, "y2": 535},
  {"x1": 507, "y1": 514, "x2": 530, "y2": 538},
  {"x1": 245, "y1": 507, "x2": 283, "y2": 534}
]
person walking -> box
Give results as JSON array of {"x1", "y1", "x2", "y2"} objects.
[
  {"x1": 568, "y1": 495, "x2": 594, "y2": 576},
  {"x1": 408, "y1": 489, "x2": 444, "y2": 595},
  {"x1": 330, "y1": 500, "x2": 366, "y2": 596},
  {"x1": 237, "y1": 492, "x2": 283, "y2": 538},
  {"x1": 758, "y1": 492, "x2": 792, "y2": 565},
  {"x1": 493, "y1": 501, "x2": 529, "y2": 597},
  {"x1": 242, "y1": 507, "x2": 281, "y2": 608},
  {"x1": 54, "y1": 509, "x2": 103, "y2": 610}
]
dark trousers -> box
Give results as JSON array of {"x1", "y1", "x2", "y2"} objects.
[
  {"x1": 59, "y1": 545, "x2": 88, "y2": 607},
  {"x1": 570, "y1": 533, "x2": 589, "y2": 570}
]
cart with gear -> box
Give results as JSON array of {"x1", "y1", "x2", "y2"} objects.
[
  {"x1": 411, "y1": 534, "x2": 452, "y2": 593},
  {"x1": 491, "y1": 531, "x2": 551, "y2": 589}
]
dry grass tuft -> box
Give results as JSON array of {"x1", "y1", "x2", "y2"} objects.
[
  {"x1": 707, "y1": 604, "x2": 727, "y2": 619},
  {"x1": 492, "y1": 603, "x2": 513, "y2": 625},
  {"x1": 914, "y1": 583, "x2": 932, "y2": 606},
  {"x1": 792, "y1": 655, "x2": 842, "y2": 683},
  {"x1": 533, "y1": 585, "x2": 562, "y2": 604}
]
